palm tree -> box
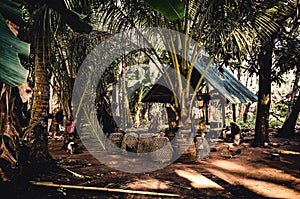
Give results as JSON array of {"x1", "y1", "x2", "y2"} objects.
[
  {"x1": 80, "y1": 0, "x2": 284, "y2": 161},
  {"x1": 275, "y1": 11, "x2": 300, "y2": 138},
  {"x1": 278, "y1": 94, "x2": 300, "y2": 137},
  {"x1": 252, "y1": 0, "x2": 298, "y2": 146},
  {"x1": 27, "y1": 5, "x2": 52, "y2": 164},
  {"x1": 22, "y1": 0, "x2": 92, "y2": 165},
  {"x1": 253, "y1": 39, "x2": 274, "y2": 146},
  {"x1": 94, "y1": 0, "x2": 285, "y2": 146},
  {"x1": 95, "y1": 0, "x2": 258, "y2": 123}
]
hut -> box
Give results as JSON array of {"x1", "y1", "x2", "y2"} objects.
[{"x1": 142, "y1": 53, "x2": 257, "y2": 137}]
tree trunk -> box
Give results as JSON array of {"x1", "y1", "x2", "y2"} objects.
[
  {"x1": 287, "y1": 69, "x2": 300, "y2": 115},
  {"x1": 28, "y1": 14, "x2": 52, "y2": 165},
  {"x1": 253, "y1": 40, "x2": 274, "y2": 146},
  {"x1": 277, "y1": 94, "x2": 300, "y2": 137},
  {"x1": 243, "y1": 102, "x2": 251, "y2": 123}
]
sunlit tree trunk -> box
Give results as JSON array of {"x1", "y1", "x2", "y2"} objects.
[
  {"x1": 28, "y1": 12, "x2": 52, "y2": 164},
  {"x1": 253, "y1": 40, "x2": 274, "y2": 146}
]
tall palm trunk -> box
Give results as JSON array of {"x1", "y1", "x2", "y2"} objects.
[
  {"x1": 28, "y1": 11, "x2": 52, "y2": 164},
  {"x1": 278, "y1": 94, "x2": 300, "y2": 137},
  {"x1": 277, "y1": 69, "x2": 300, "y2": 137},
  {"x1": 253, "y1": 40, "x2": 274, "y2": 146}
]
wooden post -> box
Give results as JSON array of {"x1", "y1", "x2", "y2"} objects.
[
  {"x1": 232, "y1": 104, "x2": 236, "y2": 122},
  {"x1": 205, "y1": 101, "x2": 209, "y2": 124},
  {"x1": 221, "y1": 99, "x2": 226, "y2": 127}
]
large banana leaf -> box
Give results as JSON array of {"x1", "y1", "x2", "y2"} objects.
[
  {"x1": 0, "y1": 0, "x2": 30, "y2": 87},
  {"x1": 145, "y1": 0, "x2": 185, "y2": 21}
]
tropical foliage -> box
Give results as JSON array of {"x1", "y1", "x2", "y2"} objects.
[
  {"x1": 0, "y1": 0, "x2": 299, "y2": 183},
  {"x1": 0, "y1": 0, "x2": 30, "y2": 87},
  {"x1": 94, "y1": 0, "x2": 298, "y2": 141}
]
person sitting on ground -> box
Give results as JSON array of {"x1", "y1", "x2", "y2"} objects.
[
  {"x1": 230, "y1": 122, "x2": 241, "y2": 145},
  {"x1": 62, "y1": 116, "x2": 77, "y2": 150},
  {"x1": 222, "y1": 122, "x2": 242, "y2": 145},
  {"x1": 54, "y1": 108, "x2": 64, "y2": 136}
]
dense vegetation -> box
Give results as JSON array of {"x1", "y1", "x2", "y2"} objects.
[{"x1": 0, "y1": 0, "x2": 299, "y2": 184}]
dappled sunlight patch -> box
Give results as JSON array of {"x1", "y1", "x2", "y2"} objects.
[
  {"x1": 206, "y1": 163, "x2": 300, "y2": 198},
  {"x1": 242, "y1": 178, "x2": 300, "y2": 199},
  {"x1": 251, "y1": 167, "x2": 300, "y2": 183},
  {"x1": 210, "y1": 160, "x2": 300, "y2": 185},
  {"x1": 175, "y1": 168, "x2": 224, "y2": 189},
  {"x1": 127, "y1": 178, "x2": 170, "y2": 190},
  {"x1": 211, "y1": 160, "x2": 248, "y2": 172}
]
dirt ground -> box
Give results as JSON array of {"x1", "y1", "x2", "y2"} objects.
[{"x1": 1, "y1": 129, "x2": 300, "y2": 199}]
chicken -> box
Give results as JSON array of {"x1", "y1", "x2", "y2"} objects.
[{"x1": 67, "y1": 141, "x2": 78, "y2": 154}]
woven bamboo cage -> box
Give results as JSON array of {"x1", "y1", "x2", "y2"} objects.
[
  {"x1": 151, "y1": 137, "x2": 173, "y2": 163},
  {"x1": 195, "y1": 137, "x2": 210, "y2": 160},
  {"x1": 137, "y1": 133, "x2": 154, "y2": 153},
  {"x1": 174, "y1": 129, "x2": 196, "y2": 163},
  {"x1": 121, "y1": 132, "x2": 139, "y2": 152},
  {"x1": 106, "y1": 132, "x2": 124, "y2": 153}
]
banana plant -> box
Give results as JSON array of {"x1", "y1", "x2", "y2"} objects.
[
  {"x1": 0, "y1": 0, "x2": 31, "y2": 182},
  {"x1": 0, "y1": 0, "x2": 30, "y2": 87},
  {"x1": 126, "y1": 64, "x2": 161, "y2": 127},
  {"x1": 145, "y1": 0, "x2": 184, "y2": 21}
]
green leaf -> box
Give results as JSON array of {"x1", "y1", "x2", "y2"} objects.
[
  {"x1": 0, "y1": 1, "x2": 30, "y2": 87},
  {"x1": 145, "y1": 0, "x2": 185, "y2": 21},
  {"x1": 45, "y1": 0, "x2": 92, "y2": 33},
  {"x1": 0, "y1": 0, "x2": 23, "y2": 25}
]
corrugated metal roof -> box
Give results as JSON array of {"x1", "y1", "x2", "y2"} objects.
[
  {"x1": 142, "y1": 53, "x2": 257, "y2": 104},
  {"x1": 193, "y1": 53, "x2": 257, "y2": 103}
]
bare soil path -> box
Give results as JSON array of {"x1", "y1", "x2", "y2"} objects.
[{"x1": 2, "y1": 131, "x2": 300, "y2": 199}]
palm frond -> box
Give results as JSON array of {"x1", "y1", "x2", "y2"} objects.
[
  {"x1": 253, "y1": 0, "x2": 297, "y2": 41},
  {"x1": 94, "y1": 0, "x2": 162, "y2": 32},
  {"x1": 45, "y1": 0, "x2": 92, "y2": 33}
]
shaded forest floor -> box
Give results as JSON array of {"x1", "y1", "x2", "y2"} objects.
[{"x1": 1, "y1": 128, "x2": 300, "y2": 198}]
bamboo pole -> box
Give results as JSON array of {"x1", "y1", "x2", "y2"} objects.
[{"x1": 30, "y1": 181, "x2": 180, "y2": 197}]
